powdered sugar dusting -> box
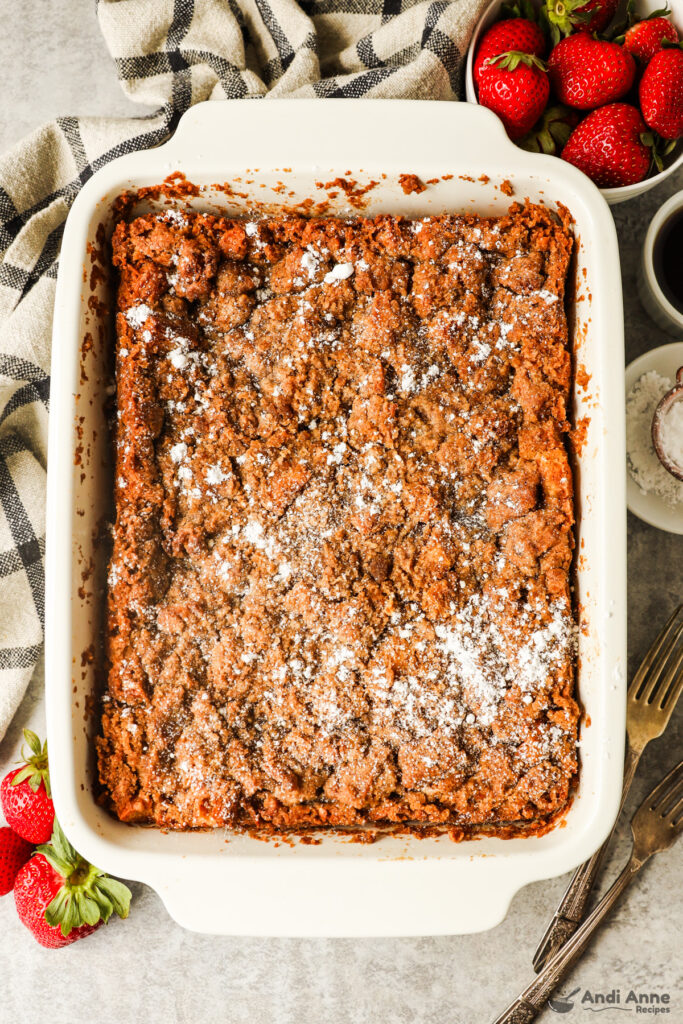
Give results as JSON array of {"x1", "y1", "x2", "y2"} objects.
[
  {"x1": 434, "y1": 593, "x2": 577, "y2": 727},
  {"x1": 125, "y1": 304, "x2": 152, "y2": 328},
  {"x1": 324, "y1": 262, "x2": 354, "y2": 284}
]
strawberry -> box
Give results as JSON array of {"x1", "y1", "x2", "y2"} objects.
[
  {"x1": 562, "y1": 103, "x2": 651, "y2": 187},
  {"x1": 639, "y1": 48, "x2": 683, "y2": 139},
  {"x1": 478, "y1": 51, "x2": 550, "y2": 140},
  {"x1": 474, "y1": 18, "x2": 546, "y2": 87},
  {"x1": 14, "y1": 820, "x2": 131, "y2": 948},
  {"x1": 519, "y1": 104, "x2": 582, "y2": 154},
  {"x1": 0, "y1": 827, "x2": 33, "y2": 896},
  {"x1": 624, "y1": 16, "x2": 679, "y2": 64},
  {"x1": 548, "y1": 33, "x2": 636, "y2": 109},
  {"x1": 1, "y1": 730, "x2": 54, "y2": 844},
  {"x1": 544, "y1": 0, "x2": 619, "y2": 42}
]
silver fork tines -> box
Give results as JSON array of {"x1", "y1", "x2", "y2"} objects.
[
  {"x1": 532, "y1": 604, "x2": 683, "y2": 973},
  {"x1": 630, "y1": 604, "x2": 683, "y2": 706},
  {"x1": 631, "y1": 761, "x2": 683, "y2": 861},
  {"x1": 628, "y1": 605, "x2": 683, "y2": 751},
  {"x1": 652, "y1": 644, "x2": 683, "y2": 710}
]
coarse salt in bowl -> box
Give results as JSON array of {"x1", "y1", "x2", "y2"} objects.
[{"x1": 465, "y1": 0, "x2": 683, "y2": 205}]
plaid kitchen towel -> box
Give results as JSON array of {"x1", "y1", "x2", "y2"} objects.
[{"x1": 0, "y1": 0, "x2": 488, "y2": 741}]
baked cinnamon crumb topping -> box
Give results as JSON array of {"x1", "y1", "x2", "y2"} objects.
[{"x1": 97, "y1": 204, "x2": 579, "y2": 837}]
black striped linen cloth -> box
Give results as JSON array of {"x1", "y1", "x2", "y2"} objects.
[{"x1": 0, "y1": 0, "x2": 488, "y2": 739}]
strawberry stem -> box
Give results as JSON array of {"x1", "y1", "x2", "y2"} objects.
[
  {"x1": 13, "y1": 729, "x2": 51, "y2": 797},
  {"x1": 501, "y1": 0, "x2": 538, "y2": 21},
  {"x1": 544, "y1": 0, "x2": 593, "y2": 44},
  {"x1": 519, "y1": 105, "x2": 575, "y2": 155},
  {"x1": 639, "y1": 130, "x2": 675, "y2": 174},
  {"x1": 609, "y1": 0, "x2": 637, "y2": 39},
  {"x1": 487, "y1": 50, "x2": 548, "y2": 72}
]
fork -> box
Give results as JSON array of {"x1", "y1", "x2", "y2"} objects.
[
  {"x1": 532, "y1": 603, "x2": 683, "y2": 972},
  {"x1": 491, "y1": 759, "x2": 683, "y2": 1024}
]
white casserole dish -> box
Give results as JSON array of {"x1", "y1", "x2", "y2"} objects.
[{"x1": 46, "y1": 99, "x2": 627, "y2": 937}]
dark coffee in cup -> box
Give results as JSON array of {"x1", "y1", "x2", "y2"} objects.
[{"x1": 653, "y1": 210, "x2": 683, "y2": 314}]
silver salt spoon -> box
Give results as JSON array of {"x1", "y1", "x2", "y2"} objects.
[{"x1": 652, "y1": 366, "x2": 683, "y2": 483}]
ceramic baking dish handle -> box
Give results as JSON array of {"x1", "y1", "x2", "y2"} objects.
[
  {"x1": 152, "y1": 861, "x2": 524, "y2": 938},
  {"x1": 155, "y1": 97, "x2": 516, "y2": 172}
]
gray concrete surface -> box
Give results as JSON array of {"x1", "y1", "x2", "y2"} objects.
[{"x1": 0, "y1": 2, "x2": 681, "y2": 1022}]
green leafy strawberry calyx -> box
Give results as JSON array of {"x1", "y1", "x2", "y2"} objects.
[
  {"x1": 639, "y1": 131, "x2": 677, "y2": 173},
  {"x1": 486, "y1": 50, "x2": 548, "y2": 71},
  {"x1": 500, "y1": 0, "x2": 540, "y2": 21},
  {"x1": 519, "y1": 105, "x2": 576, "y2": 154},
  {"x1": 36, "y1": 820, "x2": 132, "y2": 937},
  {"x1": 544, "y1": 0, "x2": 593, "y2": 44},
  {"x1": 12, "y1": 729, "x2": 51, "y2": 797},
  {"x1": 629, "y1": 2, "x2": 670, "y2": 24},
  {"x1": 642, "y1": 4, "x2": 670, "y2": 19}
]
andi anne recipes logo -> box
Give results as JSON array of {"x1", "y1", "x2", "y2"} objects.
[{"x1": 548, "y1": 986, "x2": 674, "y2": 1015}]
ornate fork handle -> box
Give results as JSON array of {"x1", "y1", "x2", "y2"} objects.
[
  {"x1": 492, "y1": 859, "x2": 641, "y2": 1024},
  {"x1": 532, "y1": 742, "x2": 641, "y2": 971}
]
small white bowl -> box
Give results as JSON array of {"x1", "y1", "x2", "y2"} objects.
[
  {"x1": 465, "y1": 0, "x2": 683, "y2": 205},
  {"x1": 638, "y1": 190, "x2": 683, "y2": 337}
]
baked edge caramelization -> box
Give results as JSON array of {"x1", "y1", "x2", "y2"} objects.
[{"x1": 97, "y1": 203, "x2": 579, "y2": 840}]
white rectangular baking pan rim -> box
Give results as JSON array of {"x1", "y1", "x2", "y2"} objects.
[{"x1": 46, "y1": 99, "x2": 627, "y2": 937}]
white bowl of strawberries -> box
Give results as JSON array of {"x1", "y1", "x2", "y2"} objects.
[{"x1": 466, "y1": 0, "x2": 683, "y2": 203}]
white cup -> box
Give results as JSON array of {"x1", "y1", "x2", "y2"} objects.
[{"x1": 638, "y1": 191, "x2": 683, "y2": 339}]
